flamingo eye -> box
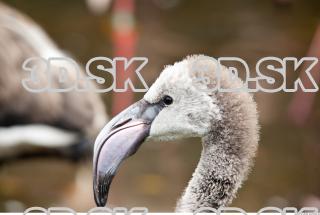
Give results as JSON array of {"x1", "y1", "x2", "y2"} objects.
[{"x1": 162, "y1": 95, "x2": 173, "y2": 106}]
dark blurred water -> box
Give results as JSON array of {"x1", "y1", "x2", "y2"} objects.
[{"x1": 1, "y1": 0, "x2": 320, "y2": 212}]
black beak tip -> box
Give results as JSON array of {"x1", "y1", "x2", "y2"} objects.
[
  {"x1": 95, "y1": 195, "x2": 107, "y2": 207},
  {"x1": 93, "y1": 174, "x2": 114, "y2": 207},
  {"x1": 94, "y1": 184, "x2": 108, "y2": 207}
]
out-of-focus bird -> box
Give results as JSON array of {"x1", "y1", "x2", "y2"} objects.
[
  {"x1": 93, "y1": 55, "x2": 259, "y2": 212},
  {"x1": 0, "y1": 2, "x2": 108, "y2": 211},
  {"x1": 0, "y1": 2, "x2": 107, "y2": 162}
]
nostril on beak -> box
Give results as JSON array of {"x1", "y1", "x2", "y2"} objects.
[{"x1": 111, "y1": 118, "x2": 132, "y2": 130}]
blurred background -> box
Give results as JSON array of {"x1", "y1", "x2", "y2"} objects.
[{"x1": 0, "y1": 0, "x2": 320, "y2": 212}]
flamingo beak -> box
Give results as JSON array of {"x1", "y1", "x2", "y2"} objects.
[{"x1": 93, "y1": 99, "x2": 162, "y2": 207}]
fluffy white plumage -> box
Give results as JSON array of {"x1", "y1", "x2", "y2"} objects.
[{"x1": 144, "y1": 55, "x2": 259, "y2": 212}]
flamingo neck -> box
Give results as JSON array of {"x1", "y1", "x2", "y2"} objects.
[{"x1": 175, "y1": 118, "x2": 257, "y2": 212}]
